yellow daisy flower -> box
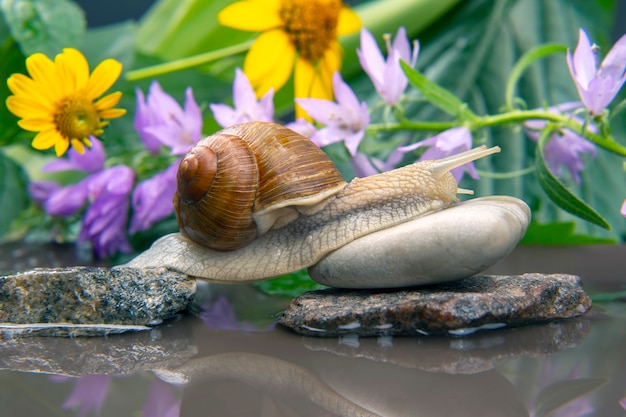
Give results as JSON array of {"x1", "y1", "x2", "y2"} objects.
[
  {"x1": 6, "y1": 48, "x2": 126, "y2": 157},
  {"x1": 219, "y1": 0, "x2": 361, "y2": 116}
]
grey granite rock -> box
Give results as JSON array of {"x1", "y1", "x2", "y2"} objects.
[
  {"x1": 279, "y1": 273, "x2": 591, "y2": 337},
  {"x1": 0, "y1": 266, "x2": 196, "y2": 336}
]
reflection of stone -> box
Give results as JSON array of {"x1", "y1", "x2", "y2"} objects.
[
  {"x1": 280, "y1": 273, "x2": 591, "y2": 337},
  {"x1": 0, "y1": 317, "x2": 197, "y2": 377},
  {"x1": 0, "y1": 266, "x2": 195, "y2": 336},
  {"x1": 303, "y1": 317, "x2": 591, "y2": 374}
]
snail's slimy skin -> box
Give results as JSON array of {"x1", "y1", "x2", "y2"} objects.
[{"x1": 126, "y1": 146, "x2": 532, "y2": 288}]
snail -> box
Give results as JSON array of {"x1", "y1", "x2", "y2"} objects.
[{"x1": 127, "y1": 121, "x2": 530, "y2": 288}]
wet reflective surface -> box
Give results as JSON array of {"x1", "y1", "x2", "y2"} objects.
[{"x1": 1, "y1": 243, "x2": 626, "y2": 416}]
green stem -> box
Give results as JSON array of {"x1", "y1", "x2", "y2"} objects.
[
  {"x1": 125, "y1": 40, "x2": 254, "y2": 81},
  {"x1": 369, "y1": 109, "x2": 626, "y2": 156},
  {"x1": 367, "y1": 120, "x2": 455, "y2": 134},
  {"x1": 475, "y1": 111, "x2": 626, "y2": 156}
]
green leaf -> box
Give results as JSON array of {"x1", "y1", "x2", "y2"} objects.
[
  {"x1": 81, "y1": 20, "x2": 136, "y2": 70},
  {"x1": 136, "y1": 0, "x2": 251, "y2": 62},
  {"x1": 535, "y1": 129, "x2": 610, "y2": 229},
  {"x1": 0, "y1": 0, "x2": 85, "y2": 57},
  {"x1": 521, "y1": 221, "x2": 617, "y2": 245},
  {"x1": 254, "y1": 269, "x2": 327, "y2": 298},
  {"x1": 0, "y1": 151, "x2": 30, "y2": 237},
  {"x1": 401, "y1": 60, "x2": 477, "y2": 120},
  {"x1": 0, "y1": 36, "x2": 25, "y2": 146}
]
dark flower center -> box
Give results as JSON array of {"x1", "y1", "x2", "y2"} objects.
[{"x1": 280, "y1": 0, "x2": 341, "y2": 62}]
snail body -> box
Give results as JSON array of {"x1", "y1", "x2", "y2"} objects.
[{"x1": 127, "y1": 122, "x2": 530, "y2": 288}]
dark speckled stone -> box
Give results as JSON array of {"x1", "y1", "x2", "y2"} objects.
[
  {"x1": 279, "y1": 273, "x2": 592, "y2": 337},
  {"x1": 0, "y1": 266, "x2": 196, "y2": 335}
]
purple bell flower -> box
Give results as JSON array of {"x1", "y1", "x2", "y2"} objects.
[
  {"x1": 567, "y1": 28, "x2": 626, "y2": 115},
  {"x1": 357, "y1": 27, "x2": 419, "y2": 105},
  {"x1": 210, "y1": 68, "x2": 275, "y2": 127},
  {"x1": 135, "y1": 81, "x2": 203, "y2": 155},
  {"x1": 296, "y1": 72, "x2": 370, "y2": 156}
]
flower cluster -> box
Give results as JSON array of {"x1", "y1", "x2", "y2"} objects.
[
  {"x1": 22, "y1": 49, "x2": 204, "y2": 258},
  {"x1": 6, "y1": 0, "x2": 626, "y2": 258}
]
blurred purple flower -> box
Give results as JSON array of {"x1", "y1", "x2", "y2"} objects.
[
  {"x1": 296, "y1": 72, "x2": 369, "y2": 156},
  {"x1": 29, "y1": 181, "x2": 61, "y2": 206},
  {"x1": 29, "y1": 139, "x2": 135, "y2": 258},
  {"x1": 143, "y1": 378, "x2": 182, "y2": 417},
  {"x1": 525, "y1": 103, "x2": 597, "y2": 185},
  {"x1": 285, "y1": 118, "x2": 317, "y2": 138},
  {"x1": 396, "y1": 127, "x2": 478, "y2": 182},
  {"x1": 210, "y1": 68, "x2": 274, "y2": 128},
  {"x1": 357, "y1": 27, "x2": 419, "y2": 105},
  {"x1": 621, "y1": 199, "x2": 626, "y2": 217},
  {"x1": 43, "y1": 137, "x2": 106, "y2": 173},
  {"x1": 351, "y1": 151, "x2": 404, "y2": 177},
  {"x1": 130, "y1": 161, "x2": 179, "y2": 234},
  {"x1": 79, "y1": 166, "x2": 135, "y2": 258},
  {"x1": 54, "y1": 375, "x2": 112, "y2": 417},
  {"x1": 135, "y1": 81, "x2": 203, "y2": 155},
  {"x1": 567, "y1": 28, "x2": 626, "y2": 115},
  {"x1": 200, "y1": 296, "x2": 275, "y2": 332}
]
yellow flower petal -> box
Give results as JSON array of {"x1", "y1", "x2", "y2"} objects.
[
  {"x1": 294, "y1": 45, "x2": 340, "y2": 101},
  {"x1": 6, "y1": 96, "x2": 53, "y2": 119},
  {"x1": 54, "y1": 138, "x2": 70, "y2": 157},
  {"x1": 84, "y1": 58, "x2": 122, "y2": 99},
  {"x1": 18, "y1": 118, "x2": 54, "y2": 132},
  {"x1": 98, "y1": 108, "x2": 127, "y2": 119},
  {"x1": 336, "y1": 7, "x2": 361, "y2": 36},
  {"x1": 218, "y1": 0, "x2": 282, "y2": 31},
  {"x1": 244, "y1": 30, "x2": 295, "y2": 96},
  {"x1": 70, "y1": 138, "x2": 86, "y2": 154},
  {"x1": 94, "y1": 91, "x2": 122, "y2": 111},
  {"x1": 7, "y1": 74, "x2": 56, "y2": 107},
  {"x1": 60, "y1": 48, "x2": 90, "y2": 93},
  {"x1": 25, "y1": 53, "x2": 64, "y2": 100},
  {"x1": 32, "y1": 129, "x2": 62, "y2": 151}
]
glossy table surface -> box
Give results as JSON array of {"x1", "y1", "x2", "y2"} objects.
[{"x1": 1, "y1": 242, "x2": 625, "y2": 417}]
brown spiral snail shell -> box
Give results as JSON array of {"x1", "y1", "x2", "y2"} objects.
[
  {"x1": 127, "y1": 121, "x2": 531, "y2": 289},
  {"x1": 173, "y1": 122, "x2": 346, "y2": 251}
]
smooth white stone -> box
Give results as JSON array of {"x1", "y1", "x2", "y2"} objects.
[{"x1": 308, "y1": 196, "x2": 531, "y2": 289}]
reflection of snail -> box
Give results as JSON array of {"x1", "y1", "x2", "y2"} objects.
[{"x1": 127, "y1": 121, "x2": 530, "y2": 288}]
